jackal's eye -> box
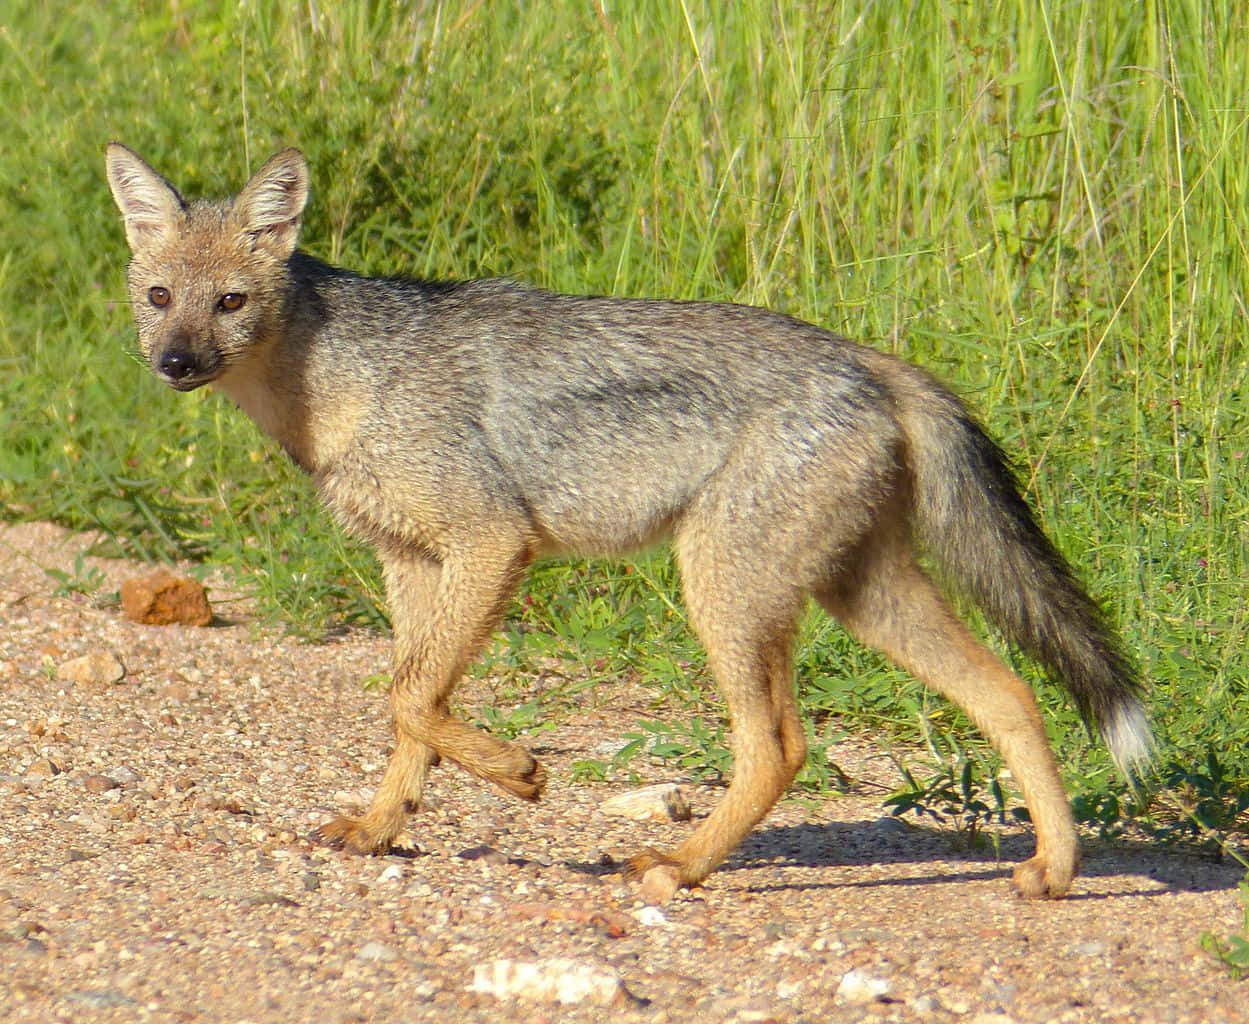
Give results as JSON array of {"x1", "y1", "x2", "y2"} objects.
[
  {"x1": 148, "y1": 286, "x2": 170, "y2": 308},
  {"x1": 218, "y1": 293, "x2": 247, "y2": 313}
]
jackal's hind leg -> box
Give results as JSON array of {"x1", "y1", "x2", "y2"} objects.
[
  {"x1": 628, "y1": 531, "x2": 808, "y2": 890},
  {"x1": 819, "y1": 525, "x2": 1078, "y2": 898}
]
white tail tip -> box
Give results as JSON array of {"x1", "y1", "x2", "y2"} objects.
[{"x1": 1102, "y1": 700, "x2": 1154, "y2": 777}]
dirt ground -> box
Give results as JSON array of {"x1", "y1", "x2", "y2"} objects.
[{"x1": 1, "y1": 520, "x2": 1244, "y2": 1023}]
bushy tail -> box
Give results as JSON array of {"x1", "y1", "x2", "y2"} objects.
[{"x1": 895, "y1": 373, "x2": 1152, "y2": 775}]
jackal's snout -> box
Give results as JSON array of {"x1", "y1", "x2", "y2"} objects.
[{"x1": 153, "y1": 333, "x2": 222, "y2": 391}]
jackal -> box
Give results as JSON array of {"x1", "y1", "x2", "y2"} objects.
[{"x1": 105, "y1": 143, "x2": 1150, "y2": 898}]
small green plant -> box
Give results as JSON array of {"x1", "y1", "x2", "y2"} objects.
[
  {"x1": 44, "y1": 552, "x2": 112, "y2": 604},
  {"x1": 474, "y1": 699, "x2": 557, "y2": 741},
  {"x1": 1158, "y1": 749, "x2": 1249, "y2": 844},
  {"x1": 795, "y1": 724, "x2": 853, "y2": 793},
  {"x1": 618, "y1": 716, "x2": 733, "y2": 783},
  {"x1": 1201, "y1": 875, "x2": 1249, "y2": 979},
  {"x1": 569, "y1": 758, "x2": 610, "y2": 784},
  {"x1": 885, "y1": 757, "x2": 1029, "y2": 850}
]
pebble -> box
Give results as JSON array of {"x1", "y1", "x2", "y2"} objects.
[
  {"x1": 82, "y1": 774, "x2": 120, "y2": 794},
  {"x1": 56, "y1": 651, "x2": 125, "y2": 687},
  {"x1": 776, "y1": 978, "x2": 803, "y2": 999},
  {"x1": 638, "y1": 864, "x2": 682, "y2": 904},
  {"x1": 869, "y1": 815, "x2": 909, "y2": 836},
  {"x1": 356, "y1": 941, "x2": 400, "y2": 963},
  {"x1": 635, "y1": 906, "x2": 669, "y2": 928},
  {"x1": 25, "y1": 758, "x2": 62, "y2": 780},
  {"x1": 600, "y1": 783, "x2": 692, "y2": 822},
  {"x1": 65, "y1": 989, "x2": 135, "y2": 1008},
  {"x1": 470, "y1": 957, "x2": 637, "y2": 1007},
  {"x1": 457, "y1": 844, "x2": 508, "y2": 865},
  {"x1": 106, "y1": 765, "x2": 141, "y2": 786},
  {"x1": 835, "y1": 968, "x2": 892, "y2": 1004}
]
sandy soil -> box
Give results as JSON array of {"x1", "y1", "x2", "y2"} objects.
[{"x1": 0, "y1": 521, "x2": 1243, "y2": 1023}]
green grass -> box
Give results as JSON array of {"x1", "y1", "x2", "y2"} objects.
[{"x1": 1, "y1": 2, "x2": 1247, "y2": 843}]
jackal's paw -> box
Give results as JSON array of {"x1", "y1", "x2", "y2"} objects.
[
  {"x1": 623, "y1": 847, "x2": 681, "y2": 881},
  {"x1": 624, "y1": 848, "x2": 687, "y2": 904},
  {"x1": 489, "y1": 748, "x2": 548, "y2": 802},
  {"x1": 311, "y1": 815, "x2": 393, "y2": 856},
  {"x1": 1012, "y1": 854, "x2": 1076, "y2": 899}
]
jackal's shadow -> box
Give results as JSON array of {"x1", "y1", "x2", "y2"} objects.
[{"x1": 721, "y1": 818, "x2": 1239, "y2": 896}]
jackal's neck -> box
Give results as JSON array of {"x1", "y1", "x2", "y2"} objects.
[{"x1": 211, "y1": 266, "x2": 367, "y2": 475}]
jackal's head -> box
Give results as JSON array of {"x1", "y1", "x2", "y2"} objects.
[{"x1": 105, "y1": 144, "x2": 308, "y2": 391}]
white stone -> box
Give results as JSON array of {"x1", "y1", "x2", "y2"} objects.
[
  {"x1": 835, "y1": 968, "x2": 892, "y2": 1004},
  {"x1": 600, "y1": 784, "x2": 692, "y2": 822},
  {"x1": 470, "y1": 958, "x2": 630, "y2": 1006}
]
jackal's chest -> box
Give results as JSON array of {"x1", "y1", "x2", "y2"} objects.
[{"x1": 312, "y1": 441, "x2": 520, "y2": 562}]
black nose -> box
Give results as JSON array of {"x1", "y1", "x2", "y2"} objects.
[{"x1": 158, "y1": 346, "x2": 199, "y2": 381}]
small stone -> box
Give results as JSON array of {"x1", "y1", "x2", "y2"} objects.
[
  {"x1": 937, "y1": 988, "x2": 972, "y2": 1015},
  {"x1": 634, "y1": 906, "x2": 669, "y2": 928},
  {"x1": 106, "y1": 765, "x2": 141, "y2": 787},
  {"x1": 457, "y1": 844, "x2": 508, "y2": 865},
  {"x1": 25, "y1": 758, "x2": 62, "y2": 780},
  {"x1": 57, "y1": 651, "x2": 125, "y2": 686},
  {"x1": 638, "y1": 864, "x2": 682, "y2": 905},
  {"x1": 470, "y1": 958, "x2": 638, "y2": 1006},
  {"x1": 65, "y1": 989, "x2": 135, "y2": 1008},
  {"x1": 600, "y1": 784, "x2": 692, "y2": 823},
  {"x1": 121, "y1": 570, "x2": 212, "y2": 626},
  {"x1": 160, "y1": 682, "x2": 191, "y2": 702},
  {"x1": 377, "y1": 863, "x2": 404, "y2": 884},
  {"x1": 357, "y1": 941, "x2": 400, "y2": 963},
  {"x1": 835, "y1": 968, "x2": 892, "y2": 1004}
]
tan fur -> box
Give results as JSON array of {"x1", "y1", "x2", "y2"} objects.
[{"x1": 106, "y1": 143, "x2": 1149, "y2": 899}]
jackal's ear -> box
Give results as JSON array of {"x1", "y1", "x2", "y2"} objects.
[
  {"x1": 233, "y1": 148, "x2": 309, "y2": 257},
  {"x1": 105, "y1": 143, "x2": 185, "y2": 251}
]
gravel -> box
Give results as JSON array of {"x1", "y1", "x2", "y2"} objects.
[{"x1": 0, "y1": 520, "x2": 1243, "y2": 1023}]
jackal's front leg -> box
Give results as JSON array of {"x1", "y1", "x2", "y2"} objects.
[{"x1": 313, "y1": 539, "x2": 540, "y2": 855}]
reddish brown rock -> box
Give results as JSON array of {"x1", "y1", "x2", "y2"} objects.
[{"x1": 121, "y1": 570, "x2": 212, "y2": 627}]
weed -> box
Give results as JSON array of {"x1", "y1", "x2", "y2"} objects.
[
  {"x1": 1202, "y1": 876, "x2": 1249, "y2": 979},
  {"x1": 44, "y1": 552, "x2": 112, "y2": 605},
  {"x1": 621, "y1": 716, "x2": 733, "y2": 784},
  {"x1": 885, "y1": 757, "x2": 1030, "y2": 851},
  {"x1": 569, "y1": 759, "x2": 610, "y2": 785},
  {"x1": 473, "y1": 699, "x2": 557, "y2": 743}
]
